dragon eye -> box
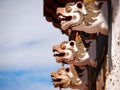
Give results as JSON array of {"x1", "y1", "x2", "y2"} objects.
[
  {"x1": 70, "y1": 41, "x2": 74, "y2": 46},
  {"x1": 66, "y1": 68, "x2": 69, "y2": 72},
  {"x1": 77, "y1": 3, "x2": 82, "y2": 9}
]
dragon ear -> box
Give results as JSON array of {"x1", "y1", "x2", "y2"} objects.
[{"x1": 65, "y1": 68, "x2": 70, "y2": 72}]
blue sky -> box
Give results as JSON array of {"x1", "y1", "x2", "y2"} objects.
[{"x1": 0, "y1": 0, "x2": 70, "y2": 90}]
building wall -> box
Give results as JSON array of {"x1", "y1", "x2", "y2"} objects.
[{"x1": 105, "y1": 0, "x2": 120, "y2": 90}]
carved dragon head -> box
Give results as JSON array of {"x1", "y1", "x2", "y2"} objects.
[
  {"x1": 56, "y1": 1, "x2": 102, "y2": 30},
  {"x1": 53, "y1": 40, "x2": 97, "y2": 67},
  {"x1": 51, "y1": 67, "x2": 73, "y2": 88},
  {"x1": 53, "y1": 40, "x2": 78, "y2": 63},
  {"x1": 51, "y1": 67, "x2": 85, "y2": 89}
]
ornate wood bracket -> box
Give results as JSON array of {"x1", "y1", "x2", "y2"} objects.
[{"x1": 43, "y1": 0, "x2": 111, "y2": 90}]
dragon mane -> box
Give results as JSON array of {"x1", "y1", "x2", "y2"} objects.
[{"x1": 83, "y1": 2, "x2": 103, "y2": 26}]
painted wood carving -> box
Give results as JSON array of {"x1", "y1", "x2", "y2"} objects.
[
  {"x1": 52, "y1": 39, "x2": 97, "y2": 67},
  {"x1": 43, "y1": 0, "x2": 109, "y2": 90},
  {"x1": 51, "y1": 65, "x2": 88, "y2": 90},
  {"x1": 56, "y1": 0, "x2": 108, "y2": 35}
]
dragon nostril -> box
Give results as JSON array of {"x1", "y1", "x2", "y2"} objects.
[
  {"x1": 53, "y1": 49, "x2": 56, "y2": 52},
  {"x1": 51, "y1": 75, "x2": 54, "y2": 77}
]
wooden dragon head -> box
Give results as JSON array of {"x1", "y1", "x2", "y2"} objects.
[
  {"x1": 51, "y1": 67, "x2": 73, "y2": 88},
  {"x1": 56, "y1": 1, "x2": 87, "y2": 30},
  {"x1": 51, "y1": 66, "x2": 88, "y2": 89},
  {"x1": 53, "y1": 40, "x2": 97, "y2": 67},
  {"x1": 56, "y1": 1, "x2": 108, "y2": 35},
  {"x1": 44, "y1": 0, "x2": 108, "y2": 35},
  {"x1": 53, "y1": 40, "x2": 77, "y2": 63}
]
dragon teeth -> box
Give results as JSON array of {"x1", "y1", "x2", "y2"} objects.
[
  {"x1": 54, "y1": 51, "x2": 59, "y2": 54},
  {"x1": 59, "y1": 15, "x2": 66, "y2": 20}
]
